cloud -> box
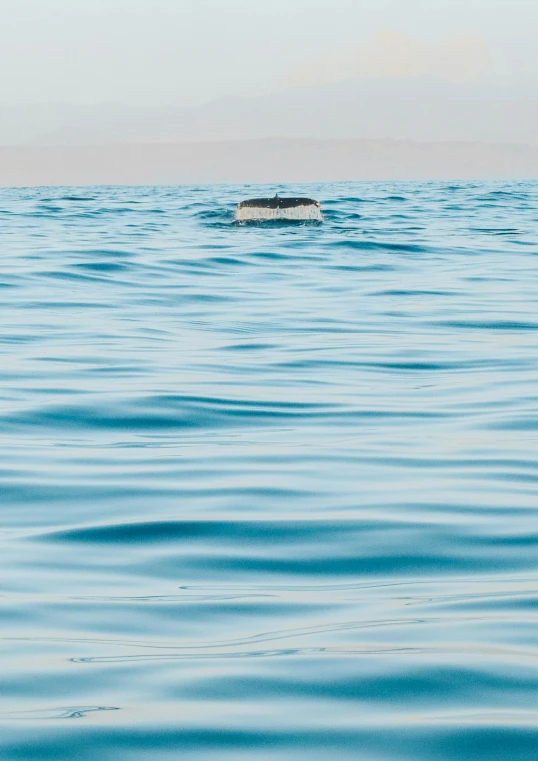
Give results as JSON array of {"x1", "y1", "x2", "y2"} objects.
[{"x1": 288, "y1": 31, "x2": 489, "y2": 87}]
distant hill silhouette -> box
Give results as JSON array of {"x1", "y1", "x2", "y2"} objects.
[{"x1": 1, "y1": 76, "x2": 538, "y2": 147}]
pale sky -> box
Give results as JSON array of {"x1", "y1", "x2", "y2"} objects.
[{"x1": 0, "y1": 0, "x2": 537, "y2": 106}]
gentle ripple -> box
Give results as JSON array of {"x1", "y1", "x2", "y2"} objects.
[{"x1": 1, "y1": 180, "x2": 538, "y2": 760}]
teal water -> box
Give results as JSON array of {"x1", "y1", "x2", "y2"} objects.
[{"x1": 1, "y1": 181, "x2": 538, "y2": 760}]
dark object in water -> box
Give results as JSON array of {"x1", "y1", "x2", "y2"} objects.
[{"x1": 236, "y1": 194, "x2": 323, "y2": 222}]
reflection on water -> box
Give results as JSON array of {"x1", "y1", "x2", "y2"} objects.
[{"x1": 1, "y1": 181, "x2": 538, "y2": 760}]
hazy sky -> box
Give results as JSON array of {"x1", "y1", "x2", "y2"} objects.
[{"x1": 1, "y1": 0, "x2": 537, "y2": 106}]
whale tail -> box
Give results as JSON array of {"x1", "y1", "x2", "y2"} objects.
[{"x1": 235, "y1": 195, "x2": 323, "y2": 222}]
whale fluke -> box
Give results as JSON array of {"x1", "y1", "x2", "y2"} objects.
[{"x1": 235, "y1": 195, "x2": 323, "y2": 222}]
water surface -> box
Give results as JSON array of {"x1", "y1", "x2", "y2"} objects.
[{"x1": 1, "y1": 181, "x2": 538, "y2": 759}]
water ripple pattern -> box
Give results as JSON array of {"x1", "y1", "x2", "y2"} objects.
[{"x1": 1, "y1": 181, "x2": 538, "y2": 760}]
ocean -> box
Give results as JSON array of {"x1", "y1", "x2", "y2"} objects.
[{"x1": 1, "y1": 180, "x2": 538, "y2": 760}]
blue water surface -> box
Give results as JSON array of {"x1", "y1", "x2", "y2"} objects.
[{"x1": 1, "y1": 181, "x2": 538, "y2": 760}]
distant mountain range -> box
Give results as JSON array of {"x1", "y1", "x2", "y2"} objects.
[
  {"x1": 2, "y1": 138, "x2": 538, "y2": 187},
  {"x1": 2, "y1": 76, "x2": 538, "y2": 147}
]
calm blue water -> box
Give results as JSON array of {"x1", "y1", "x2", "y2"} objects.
[{"x1": 1, "y1": 180, "x2": 538, "y2": 760}]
